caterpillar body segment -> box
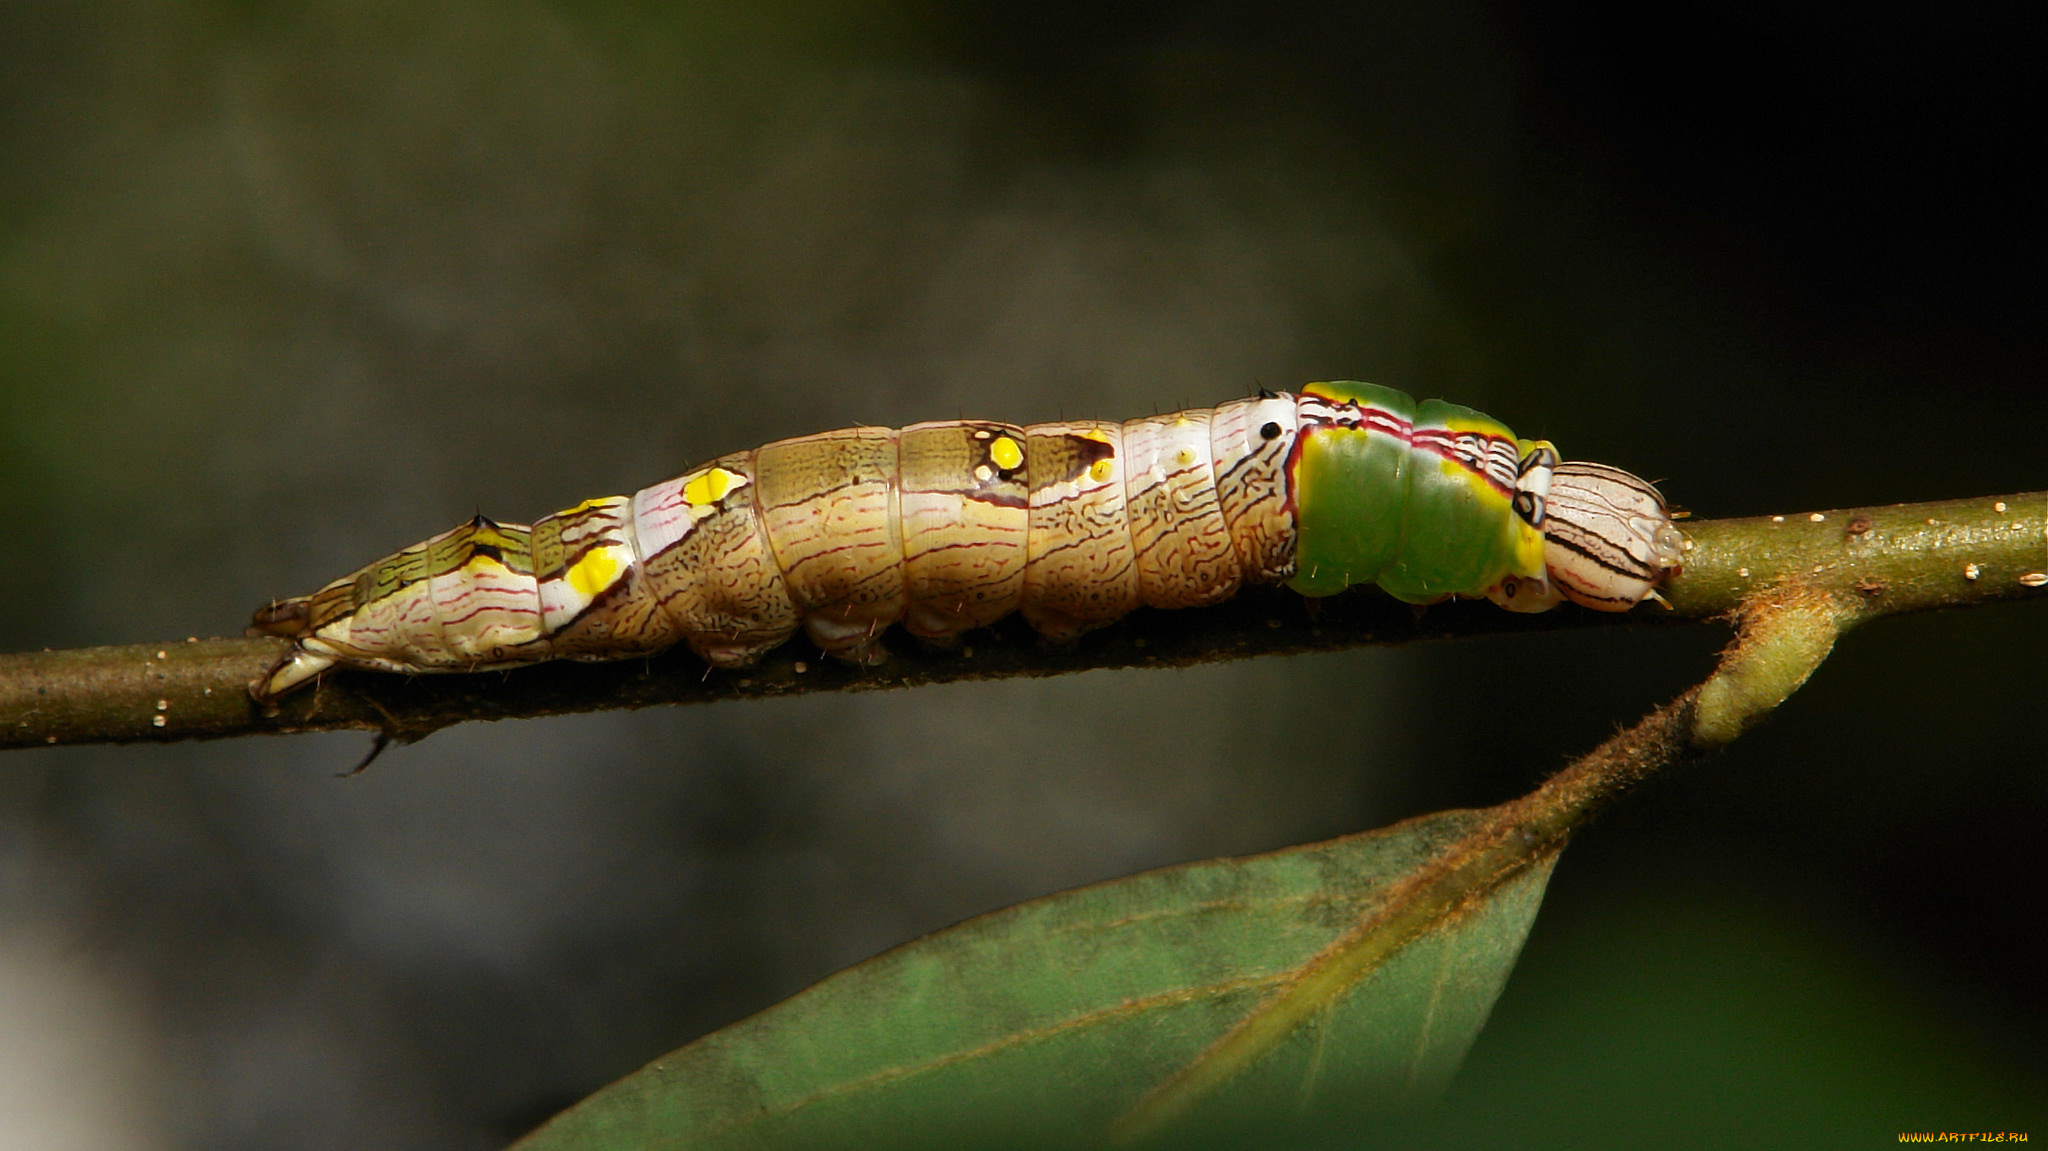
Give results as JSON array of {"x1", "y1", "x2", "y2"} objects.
[{"x1": 249, "y1": 383, "x2": 1683, "y2": 702}]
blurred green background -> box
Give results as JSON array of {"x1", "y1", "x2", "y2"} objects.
[{"x1": 1, "y1": 2, "x2": 2042, "y2": 1147}]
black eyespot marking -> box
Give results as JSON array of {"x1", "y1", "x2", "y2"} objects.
[
  {"x1": 1260, "y1": 421, "x2": 1282, "y2": 440},
  {"x1": 1512, "y1": 491, "x2": 1544, "y2": 525}
]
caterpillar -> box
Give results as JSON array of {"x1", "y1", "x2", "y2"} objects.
[{"x1": 248, "y1": 382, "x2": 1686, "y2": 703}]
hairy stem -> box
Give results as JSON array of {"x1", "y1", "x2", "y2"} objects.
[{"x1": 2, "y1": 491, "x2": 2041, "y2": 751}]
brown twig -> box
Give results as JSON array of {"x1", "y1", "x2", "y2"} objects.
[{"x1": 2, "y1": 491, "x2": 2040, "y2": 752}]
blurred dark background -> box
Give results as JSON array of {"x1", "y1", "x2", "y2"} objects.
[{"x1": 1, "y1": 2, "x2": 2042, "y2": 1147}]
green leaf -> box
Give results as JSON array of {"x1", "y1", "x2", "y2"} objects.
[{"x1": 513, "y1": 809, "x2": 1559, "y2": 1151}]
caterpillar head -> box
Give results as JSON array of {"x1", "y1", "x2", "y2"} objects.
[{"x1": 1489, "y1": 461, "x2": 1685, "y2": 612}]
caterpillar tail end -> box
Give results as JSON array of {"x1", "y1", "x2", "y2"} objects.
[
  {"x1": 248, "y1": 595, "x2": 313, "y2": 638},
  {"x1": 246, "y1": 596, "x2": 335, "y2": 705},
  {"x1": 249, "y1": 645, "x2": 337, "y2": 707}
]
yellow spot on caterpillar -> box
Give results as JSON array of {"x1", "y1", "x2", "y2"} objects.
[
  {"x1": 990, "y1": 435, "x2": 1024, "y2": 471},
  {"x1": 1511, "y1": 522, "x2": 1546, "y2": 576},
  {"x1": 1175, "y1": 447, "x2": 1196, "y2": 467},
  {"x1": 563, "y1": 497, "x2": 613, "y2": 516},
  {"x1": 1089, "y1": 458, "x2": 1115, "y2": 483},
  {"x1": 684, "y1": 467, "x2": 744, "y2": 507},
  {"x1": 1082, "y1": 429, "x2": 1113, "y2": 445},
  {"x1": 568, "y1": 547, "x2": 623, "y2": 599}
]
